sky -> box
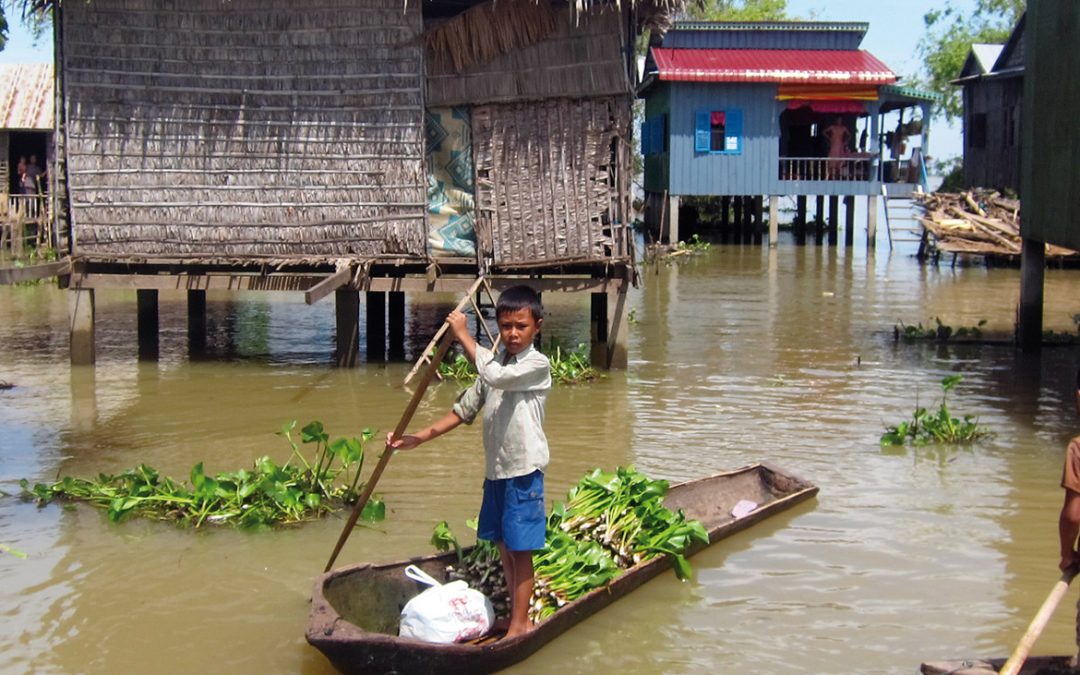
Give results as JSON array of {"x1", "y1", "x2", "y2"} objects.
[{"x1": 0, "y1": 1, "x2": 979, "y2": 162}]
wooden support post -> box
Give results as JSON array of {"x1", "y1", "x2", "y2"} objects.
[
  {"x1": 137, "y1": 289, "x2": 159, "y2": 361},
  {"x1": 721, "y1": 195, "x2": 731, "y2": 237},
  {"x1": 335, "y1": 289, "x2": 360, "y2": 367},
  {"x1": 365, "y1": 291, "x2": 386, "y2": 362},
  {"x1": 388, "y1": 290, "x2": 405, "y2": 361},
  {"x1": 733, "y1": 197, "x2": 744, "y2": 244},
  {"x1": 844, "y1": 195, "x2": 856, "y2": 247},
  {"x1": 607, "y1": 285, "x2": 628, "y2": 370},
  {"x1": 867, "y1": 194, "x2": 878, "y2": 250},
  {"x1": 188, "y1": 289, "x2": 207, "y2": 357},
  {"x1": 828, "y1": 195, "x2": 839, "y2": 246},
  {"x1": 667, "y1": 194, "x2": 680, "y2": 244},
  {"x1": 753, "y1": 195, "x2": 764, "y2": 245},
  {"x1": 68, "y1": 288, "x2": 95, "y2": 365},
  {"x1": 69, "y1": 365, "x2": 97, "y2": 436},
  {"x1": 796, "y1": 195, "x2": 807, "y2": 244},
  {"x1": 590, "y1": 292, "x2": 608, "y2": 368},
  {"x1": 815, "y1": 195, "x2": 825, "y2": 244},
  {"x1": 1018, "y1": 237, "x2": 1046, "y2": 352},
  {"x1": 768, "y1": 195, "x2": 779, "y2": 247}
]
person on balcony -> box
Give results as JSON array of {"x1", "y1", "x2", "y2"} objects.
[
  {"x1": 824, "y1": 117, "x2": 851, "y2": 179},
  {"x1": 21, "y1": 155, "x2": 43, "y2": 195}
]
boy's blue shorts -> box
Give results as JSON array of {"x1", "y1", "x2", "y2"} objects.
[{"x1": 477, "y1": 469, "x2": 546, "y2": 552}]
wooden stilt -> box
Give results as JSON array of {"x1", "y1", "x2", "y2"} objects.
[
  {"x1": 768, "y1": 195, "x2": 779, "y2": 247},
  {"x1": 844, "y1": 195, "x2": 856, "y2": 247},
  {"x1": 828, "y1": 195, "x2": 839, "y2": 246},
  {"x1": 721, "y1": 195, "x2": 731, "y2": 243},
  {"x1": 590, "y1": 292, "x2": 609, "y2": 368},
  {"x1": 796, "y1": 195, "x2": 807, "y2": 244},
  {"x1": 753, "y1": 195, "x2": 764, "y2": 245},
  {"x1": 365, "y1": 291, "x2": 386, "y2": 362},
  {"x1": 815, "y1": 195, "x2": 825, "y2": 244},
  {"x1": 1018, "y1": 237, "x2": 1046, "y2": 352},
  {"x1": 867, "y1": 194, "x2": 878, "y2": 250},
  {"x1": 187, "y1": 289, "x2": 207, "y2": 357},
  {"x1": 388, "y1": 291, "x2": 405, "y2": 361},
  {"x1": 667, "y1": 194, "x2": 680, "y2": 244},
  {"x1": 137, "y1": 289, "x2": 159, "y2": 361},
  {"x1": 607, "y1": 283, "x2": 629, "y2": 370},
  {"x1": 68, "y1": 288, "x2": 95, "y2": 365},
  {"x1": 335, "y1": 289, "x2": 360, "y2": 367}
]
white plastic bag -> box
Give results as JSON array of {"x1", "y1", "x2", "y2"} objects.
[{"x1": 398, "y1": 564, "x2": 494, "y2": 643}]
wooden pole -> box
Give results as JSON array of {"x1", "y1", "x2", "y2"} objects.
[
  {"x1": 403, "y1": 276, "x2": 488, "y2": 385},
  {"x1": 999, "y1": 568, "x2": 1077, "y2": 675},
  {"x1": 324, "y1": 330, "x2": 456, "y2": 572}
]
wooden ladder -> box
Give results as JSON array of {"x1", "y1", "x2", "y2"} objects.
[
  {"x1": 402, "y1": 276, "x2": 500, "y2": 385},
  {"x1": 881, "y1": 184, "x2": 928, "y2": 250}
]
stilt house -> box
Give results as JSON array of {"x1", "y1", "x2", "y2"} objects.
[
  {"x1": 952, "y1": 14, "x2": 1024, "y2": 194},
  {"x1": 637, "y1": 21, "x2": 938, "y2": 247},
  {"x1": 37, "y1": 0, "x2": 674, "y2": 367},
  {"x1": 0, "y1": 63, "x2": 54, "y2": 253}
]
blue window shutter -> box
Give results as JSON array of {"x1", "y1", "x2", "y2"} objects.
[
  {"x1": 725, "y1": 109, "x2": 743, "y2": 154},
  {"x1": 651, "y1": 116, "x2": 664, "y2": 155},
  {"x1": 694, "y1": 111, "x2": 710, "y2": 153},
  {"x1": 640, "y1": 120, "x2": 650, "y2": 155}
]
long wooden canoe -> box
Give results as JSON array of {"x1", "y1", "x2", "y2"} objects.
[
  {"x1": 920, "y1": 657, "x2": 1076, "y2": 674},
  {"x1": 306, "y1": 462, "x2": 818, "y2": 675}
]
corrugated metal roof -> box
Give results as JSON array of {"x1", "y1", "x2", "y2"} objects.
[
  {"x1": 672, "y1": 21, "x2": 868, "y2": 35},
  {"x1": 0, "y1": 64, "x2": 54, "y2": 130},
  {"x1": 652, "y1": 48, "x2": 895, "y2": 84}
]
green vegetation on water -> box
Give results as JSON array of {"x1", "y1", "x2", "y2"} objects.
[
  {"x1": 20, "y1": 420, "x2": 386, "y2": 528},
  {"x1": 437, "y1": 339, "x2": 599, "y2": 386},
  {"x1": 894, "y1": 317, "x2": 987, "y2": 343},
  {"x1": 881, "y1": 375, "x2": 993, "y2": 446},
  {"x1": 432, "y1": 466, "x2": 709, "y2": 624}
]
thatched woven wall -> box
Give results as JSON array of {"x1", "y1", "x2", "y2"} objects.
[
  {"x1": 62, "y1": 0, "x2": 426, "y2": 260},
  {"x1": 473, "y1": 97, "x2": 631, "y2": 266},
  {"x1": 426, "y1": 5, "x2": 631, "y2": 107}
]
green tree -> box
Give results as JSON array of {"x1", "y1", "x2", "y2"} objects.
[
  {"x1": 680, "y1": 0, "x2": 789, "y2": 21},
  {"x1": 918, "y1": 0, "x2": 1025, "y2": 120}
]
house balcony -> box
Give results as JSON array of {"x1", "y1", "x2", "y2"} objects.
[{"x1": 777, "y1": 155, "x2": 924, "y2": 196}]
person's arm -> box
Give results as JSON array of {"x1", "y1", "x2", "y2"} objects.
[
  {"x1": 387, "y1": 410, "x2": 464, "y2": 450},
  {"x1": 447, "y1": 310, "x2": 478, "y2": 363},
  {"x1": 1061, "y1": 489, "x2": 1080, "y2": 571}
]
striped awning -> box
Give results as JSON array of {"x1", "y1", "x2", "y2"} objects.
[
  {"x1": 651, "y1": 48, "x2": 896, "y2": 85},
  {"x1": 0, "y1": 64, "x2": 54, "y2": 130}
]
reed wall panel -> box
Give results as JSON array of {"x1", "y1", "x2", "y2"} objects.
[
  {"x1": 473, "y1": 97, "x2": 629, "y2": 266},
  {"x1": 62, "y1": 0, "x2": 426, "y2": 259}
]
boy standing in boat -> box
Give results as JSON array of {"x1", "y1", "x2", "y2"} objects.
[
  {"x1": 388, "y1": 285, "x2": 551, "y2": 640},
  {"x1": 1058, "y1": 369, "x2": 1080, "y2": 664}
]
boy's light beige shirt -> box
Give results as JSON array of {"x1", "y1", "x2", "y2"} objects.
[{"x1": 452, "y1": 344, "x2": 551, "y2": 480}]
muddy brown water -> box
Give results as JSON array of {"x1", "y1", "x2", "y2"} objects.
[{"x1": 3, "y1": 234, "x2": 1080, "y2": 674}]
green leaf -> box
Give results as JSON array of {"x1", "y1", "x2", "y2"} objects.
[
  {"x1": 671, "y1": 554, "x2": 693, "y2": 581},
  {"x1": 361, "y1": 498, "x2": 386, "y2": 522}
]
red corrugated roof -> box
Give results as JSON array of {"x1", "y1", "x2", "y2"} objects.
[
  {"x1": 0, "y1": 64, "x2": 54, "y2": 130},
  {"x1": 652, "y1": 48, "x2": 896, "y2": 85}
]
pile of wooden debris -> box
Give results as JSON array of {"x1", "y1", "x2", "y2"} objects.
[{"x1": 913, "y1": 190, "x2": 1077, "y2": 259}]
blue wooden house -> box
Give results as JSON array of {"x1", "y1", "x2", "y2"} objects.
[{"x1": 638, "y1": 21, "x2": 938, "y2": 247}]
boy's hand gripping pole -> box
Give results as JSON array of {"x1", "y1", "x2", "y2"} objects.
[{"x1": 324, "y1": 276, "x2": 485, "y2": 572}]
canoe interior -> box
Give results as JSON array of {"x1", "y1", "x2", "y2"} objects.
[
  {"x1": 920, "y1": 656, "x2": 1079, "y2": 675},
  {"x1": 320, "y1": 462, "x2": 814, "y2": 637}
]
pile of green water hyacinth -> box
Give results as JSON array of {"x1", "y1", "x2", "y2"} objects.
[
  {"x1": 432, "y1": 466, "x2": 709, "y2": 624},
  {"x1": 20, "y1": 421, "x2": 386, "y2": 528}
]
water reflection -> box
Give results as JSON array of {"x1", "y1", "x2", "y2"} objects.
[{"x1": 3, "y1": 234, "x2": 1080, "y2": 673}]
